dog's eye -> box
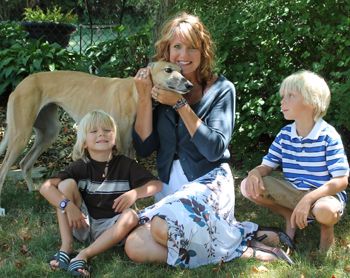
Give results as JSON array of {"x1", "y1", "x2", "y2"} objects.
[{"x1": 164, "y1": 67, "x2": 173, "y2": 73}]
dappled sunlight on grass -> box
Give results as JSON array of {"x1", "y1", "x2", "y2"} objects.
[
  {"x1": 0, "y1": 174, "x2": 349, "y2": 277},
  {"x1": 0, "y1": 153, "x2": 348, "y2": 278}
]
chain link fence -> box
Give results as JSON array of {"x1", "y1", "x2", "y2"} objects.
[
  {"x1": 69, "y1": 24, "x2": 118, "y2": 53},
  {"x1": 16, "y1": 21, "x2": 118, "y2": 54}
]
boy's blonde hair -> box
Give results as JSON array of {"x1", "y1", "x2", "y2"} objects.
[
  {"x1": 279, "y1": 70, "x2": 331, "y2": 120},
  {"x1": 72, "y1": 110, "x2": 120, "y2": 161},
  {"x1": 153, "y1": 12, "x2": 215, "y2": 85}
]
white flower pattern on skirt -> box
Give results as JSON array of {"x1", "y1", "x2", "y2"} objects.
[{"x1": 138, "y1": 163, "x2": 258, "y2": 268}]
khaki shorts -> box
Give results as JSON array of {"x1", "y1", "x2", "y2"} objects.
[
  {"x1": 261, "y1": 175, "x2": 345, "y2": 216},
  {"x1": 73, "y1": 201, "x2": 121, "y2": 243}
]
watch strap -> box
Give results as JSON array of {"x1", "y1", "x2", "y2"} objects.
[
  {"x1": 59, "y1": 198, "x2": 70, "y2": 213},
  {"x1": 172, "y1": 97, "x2": 188, "y2": 111}
]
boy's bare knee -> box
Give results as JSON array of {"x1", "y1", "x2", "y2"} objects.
[
  {"x1": 120, "y1": 208, "x2": 138, "y2": 227},
  {"x1": 58, "y1": 178, "x2": 77, "y2": 193},
  {"x1": 240, "y1": 179, "x2": 266, "y2": 203},
  {"x1": 313, "y1": 202, "x2": 340, "y2": 225}
]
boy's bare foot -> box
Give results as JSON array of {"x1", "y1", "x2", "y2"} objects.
[{"x1": 319, "y1": 224, "x2": 334, "y2": 252}]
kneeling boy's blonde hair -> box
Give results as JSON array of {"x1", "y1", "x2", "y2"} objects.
[
  {"x1": 279, "y1": 70, "x2": 331, "y2": 121},
  {"x1": 72, "y1": 110, "x2": 120, "y2": 161}
]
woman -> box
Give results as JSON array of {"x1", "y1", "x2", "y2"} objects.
[{"x1": 125, "y1": 12, "x2": 294, "y2": 268}]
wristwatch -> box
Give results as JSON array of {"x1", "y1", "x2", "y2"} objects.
[
  {"x1": 59, "y1": 198, "x2": 70, "y2": 213},
  {"x1": 172, "y1": 97, "x2": 188, "y2": 111}
]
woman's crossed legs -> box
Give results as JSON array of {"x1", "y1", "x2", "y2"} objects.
[{"x1": 125, "y1": 216, "x2": 168, "y2": 263}]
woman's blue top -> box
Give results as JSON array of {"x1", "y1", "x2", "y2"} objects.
[{"x1": 132, "y1": 75, "x2": 236, "y2": 183}]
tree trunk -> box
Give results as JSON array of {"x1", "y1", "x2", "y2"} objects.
[{"x1": 152, "y1": 0, "x2": 176, "y2": 45}]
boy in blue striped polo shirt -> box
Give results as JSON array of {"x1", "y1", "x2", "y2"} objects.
[{"x1": 240, "y1": 70, "x2": 349, "y2": 251}]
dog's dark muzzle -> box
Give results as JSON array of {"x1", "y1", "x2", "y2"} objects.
[{"x1": 168, "y1": 78, "x2": 193, "y2": 94}]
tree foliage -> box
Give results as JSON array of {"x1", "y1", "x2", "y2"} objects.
[
  {"x1": 0, "y1": 0, "x2": 348, "y2": 168},
  {"x1": 84, "y1": 23, "x2": 153, "y2": 77},
  {"x1": 0, "y1": 22, "x2": 85, "y2": 97},
  {"x1": 173, "y1": 0, "x2": 350, "y2": 167}
]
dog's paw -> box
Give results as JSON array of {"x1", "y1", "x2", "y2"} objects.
[{"x1": 0, "y1": 207, "x2": 5, "y2": 216}]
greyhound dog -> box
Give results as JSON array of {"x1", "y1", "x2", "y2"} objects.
[{"x1": 0, "y1": 61, "x2": 193, "y2": 215}]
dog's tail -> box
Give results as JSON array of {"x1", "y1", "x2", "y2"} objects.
[{"x1": 0, "y1": 129, "x2": 8, "y2": 157}]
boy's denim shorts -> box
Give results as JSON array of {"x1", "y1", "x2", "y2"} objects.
[{"x1": 261, "y1": 175, "x2": 345, "y2": 217}]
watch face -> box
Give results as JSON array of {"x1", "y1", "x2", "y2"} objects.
[{"x1": 60, "y1": 200, "x2": 67, "y2": 209}]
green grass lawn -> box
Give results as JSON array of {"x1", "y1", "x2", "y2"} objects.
[{"x1": 0, "y1": 171, "x2": 349, "y2": 278}]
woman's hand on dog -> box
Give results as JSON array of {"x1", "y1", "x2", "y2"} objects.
[
  {"x1": 134, "y1": 67, "x2": 153, "y2": 100},
  {"x1": 151, "y1": 86, "x2": 182, "y2": 106},
  {"x1": 135, "y1": 67, "x2": 182, "y2": 106}
]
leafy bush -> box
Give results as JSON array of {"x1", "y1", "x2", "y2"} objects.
[
  {"x1": 174, "y1": 0, "x2": 350, "y2": 167},
  {"x1": 1, "y1": 1, "x2": 349, "y2": 168},
  {"x1": 23, "y1": 6, "x2": 77, "y2": 24},
  {"x1": 85, "y1": 23, "x2": 153, "y2": 77},
  {"x1": 0, "y1": 22, "x2": 86, "y2": 96},
  {"x1": 0, "y1": 20, "x2": 152, "y2": 97},
  {"x1": 0, "y1": 21, "x2": 27, "y2": 49}
]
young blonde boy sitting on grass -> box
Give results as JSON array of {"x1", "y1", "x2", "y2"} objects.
[
  {"x1": 40, "y1": 110, "x2": 162, "y2": 276},
  {"x1": 240, "y1": 70, "x2": 349, "y2": 251}
]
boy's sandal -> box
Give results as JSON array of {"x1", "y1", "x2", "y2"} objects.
[
  {"x1": 307, "y1": 217, "x2": 315, "y2": 225},
  {"x1": 48, "y1": 250, "x2": 72, "y2": 271},
  {"x1": 250, "y1": 242, "x2": 295, "y2": 265},
  {"x1": 68, "y1": 259, "x2": 91, "y2": 277},
  {"x1": 254, "y1": 226, "x2": 296, "y2": 251}
]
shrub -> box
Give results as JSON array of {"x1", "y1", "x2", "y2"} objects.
[
  {"x1": 85, "y1": 23, "x2": 153, "y2": 78},
  {"x1": 174, "y1": 0, "x2": 350, "y2": 167},
  {"x1": 0, "y1": 22, "x2": 86, "y2": 96},
  {"x1": 23, "y1": 6, "x2": 77, "y2": 24},
  {"x1": 0, "y1": 21, "x2": 27, "y2": 49}
]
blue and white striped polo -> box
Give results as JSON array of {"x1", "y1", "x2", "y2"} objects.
[{"x1": 263, "y1": 119, "x2": 349, "y2": 202}]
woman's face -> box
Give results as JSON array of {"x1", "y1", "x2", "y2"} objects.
[{"x1": 169, "y1": 33, "x2": 201, "y2": 79}]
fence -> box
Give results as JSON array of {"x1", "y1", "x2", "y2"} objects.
[
  {"x1": 69, "y1": 24, "x2": 118, "y2": 53},
  {"x1": 16, "y1": 21, "x2": 118, "y2": 54}
]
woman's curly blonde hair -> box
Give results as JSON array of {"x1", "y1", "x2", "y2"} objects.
[{"x1": 153, "y1": 12, "x2": 215, "y2": 85}]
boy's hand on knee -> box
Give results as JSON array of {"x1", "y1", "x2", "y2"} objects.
[
  {"x1": 246, "y1": 170, "x2": 266, "y2": 198},
  {"x1": 67, "y1": 204, "x2": 88, "y2": 229},
  {"x1": 291, "y1": 197, "x2": 312, "y2": 230},
  {"x1": 112, "y1": 190, "x2": 137, "y2": 213}
]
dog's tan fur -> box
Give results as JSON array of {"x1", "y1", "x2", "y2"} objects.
[{"x1": 0, "y1": 61, "x2": 192, "y2": 214}]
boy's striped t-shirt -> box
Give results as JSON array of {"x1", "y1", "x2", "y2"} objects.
[{"x1": 262, "y1": 119, "x2": 349, "y2": 202}]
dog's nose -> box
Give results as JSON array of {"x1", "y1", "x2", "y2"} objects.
[
  {"x1": 186, "y1": 83, "x2": 193, "y2": 90},
  {"x1": 185, "y1": 80, "x2": 193, "y2": 90}
]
